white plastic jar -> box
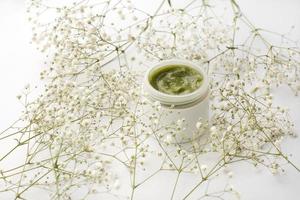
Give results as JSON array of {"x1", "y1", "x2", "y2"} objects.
[{"x1": 143, "y1": 59, "x2": 209, "y2": 144}]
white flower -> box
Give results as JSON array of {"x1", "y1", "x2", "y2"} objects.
[
  {"x1": 226, "y1": 126, "x2": 232, "y2": 132},
  {"x1": 196, "y1": 122, "x2": 202, "y2": 129},
  {"x1": 210, "y1": 126, "x2": 217, "y2": 134},
  {"x1": 187, "y1": 154, "x2": 194, "y2": 160},
  {"x1": 164, "y1": 134, "x2": 173, "y2": 144},
  {"x1": 154, "y1": 101, "x2": 162, "y2": 110},
  {"x1": 200, "y1": 165, "x2": 207, "y2": 171}
]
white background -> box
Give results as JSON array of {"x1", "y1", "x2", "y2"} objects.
[{"x1": 0, "y1": 0, "x2": 300, "y2": 200}]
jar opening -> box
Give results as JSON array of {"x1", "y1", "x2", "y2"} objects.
[{"x1": 148, "y1": 65, "x2": 204, "y2": 95}]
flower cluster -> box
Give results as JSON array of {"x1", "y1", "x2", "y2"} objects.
[{"x1": 0, "y1": 0, "x2": 299, "y2": 199}]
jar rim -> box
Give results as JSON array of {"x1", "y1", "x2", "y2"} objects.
[{"x1": 143, "y1": 59, "x2": 209, "y2": 107}]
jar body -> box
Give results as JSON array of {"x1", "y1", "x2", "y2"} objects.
[{"x1": 160, "y1": 94, "x2": 209, "y2": 144}]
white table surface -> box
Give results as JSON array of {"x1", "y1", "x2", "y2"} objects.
[{"x1": 1, "y1": 0, "x2": 300, "y2": 199}]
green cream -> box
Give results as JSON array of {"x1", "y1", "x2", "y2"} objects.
[{"x1": 149, "y1": 65, "x2": 203, "y2": 95}]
